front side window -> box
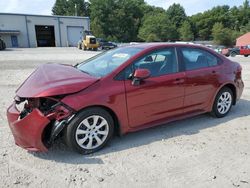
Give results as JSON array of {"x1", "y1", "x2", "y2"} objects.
[
  {"x1": 77, "y1": 47, "x2": 143, "y2": 77},
  {"x1": 133, "y1": 48, "x2": 178, "y2": 77},
  {"x1": 181, "y1": 48, "x2": 219, "y2": 71}
]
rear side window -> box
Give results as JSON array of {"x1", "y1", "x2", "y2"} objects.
[
  {"x1": 206, "y1": 52, "x2": 218, "y2": 66},
  {"x1": 180, "y1": 48, "x2": 219, "y2": 71}
]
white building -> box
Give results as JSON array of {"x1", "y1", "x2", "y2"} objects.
[{"x1": 0, "y1": 13, "x2": 90, "y2": 48}]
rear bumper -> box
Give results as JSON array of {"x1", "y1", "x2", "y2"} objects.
[
  {"x1": 102, "y1": 45, "x2": 116, "y2": 49},
  {"x1": 236, "y1": 79, "x2": 244, "y2": 101},
  {"x1": 6, "y1": 103, "x2": 50, "y2": 152}
]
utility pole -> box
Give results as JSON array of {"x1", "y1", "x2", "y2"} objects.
[{"x1": 75, "y1": 4, "x2": 77, "y2": 16}]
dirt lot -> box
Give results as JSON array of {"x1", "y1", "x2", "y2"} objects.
[{"x1": 0, "y1": 47, "x2": 250, "y2": 188}]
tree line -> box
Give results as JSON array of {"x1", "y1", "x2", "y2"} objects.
[{"x1": 52, "y1": 0, "x2": 250, "y2": 46}]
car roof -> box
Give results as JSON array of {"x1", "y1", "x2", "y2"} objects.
[{"x1": 123, "y1": 42, "x2": 205, "y2": 49}]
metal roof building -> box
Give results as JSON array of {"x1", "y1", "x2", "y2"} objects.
[
  {"x1": 236, "y1": 32, "x2": 250, "y2": 47},
  {"x1": 0, "y1": 13, "x2": 90, "y2": 48}
]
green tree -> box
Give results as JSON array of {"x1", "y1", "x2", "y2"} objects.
[
  {"x1": 240, "y1": 22, "x2": 250, "y2": 33},
  {"x1": 166, "y1": 3, "x2": 187, "y2": 39},
  {"x1": 212, "y1": 22, "x2": 234, "y2": 46},
  {"x1": 52, "y1": 0, "x2": 90, "y2": 16},
  {"x1": 90, "y1": 0, "x2": 145, "y2": 42},
  {"x1": 52, "y1": 0, "x2": 68, "y2": 15},
  {"x1": 238, "y1": 0, "x2": 250, "y2": 26},
  {"x1": 138, "y1": 13, "x2": 176, "y2": 42},
  {"x1": 212, "y1": 22, "x2": 224, "y2": 44},
  {"x1": 179, "y1": 21, "x2": 194, "y2": 41},
  {"x1": 51, "y1": 0, "x2": 250, "y2": 43},
  {"x1": 166, "y1": 3, "x2": 187, "y2": 29},
  {"x1": 141, "y1": 4, "x2": 166, "y2": 16},
  {"x1": 190, "y1": 5, "x2": 232, "y2": 40}
]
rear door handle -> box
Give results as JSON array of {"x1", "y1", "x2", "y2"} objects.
[
  {"x1": 212, "y1": 70, "x2": 217, "y2": 74},
  {"x1": 174, "y1": 78, "x2": 185, "y2": 84}
]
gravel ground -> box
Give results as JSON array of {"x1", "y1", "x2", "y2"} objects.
[{"x1": 0, "y1": 47, "x2": 250, "y2": 188}]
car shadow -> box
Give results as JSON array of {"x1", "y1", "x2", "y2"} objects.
[
  {"x1": 1, "y1": 48, "x2": 23, "y2": 51},
  {"x1": 32, "y1": 99, "x2": 250, "y2": 164}
]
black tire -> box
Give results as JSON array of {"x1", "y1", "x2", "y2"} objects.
[
  {"x1": 211, "y1": 87, "x2": 233, "y2": 118},
  {"x1": 77, "y1": 43, "x2": 82, "y2": 50},
  {"x1": 230, "y1": 51, "x2": 237, "y2": 57},
  {"x1": 64, "y1": 107, "x2": 114, "y2": 154},
  {"x1": 244, "y1": 55, "x2": 249, "y2": 57}
]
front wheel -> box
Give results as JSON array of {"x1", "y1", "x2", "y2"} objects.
[
  {"x1": 211, "y1": 87, "x2": 233, "y2": 118},
  {"x1": 244, "y1": 55, "x2": 249, "y2": 57},
  {"x1": 64, "y1": 108, "x2": 114, "y2": 154},
  {"x1": 77, "y1": 43, "x2": 82, "y2": 50}
]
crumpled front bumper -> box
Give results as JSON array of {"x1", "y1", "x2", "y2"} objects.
[{"x1": 6, "y1": 103, "x2": 50, "y2": 152}]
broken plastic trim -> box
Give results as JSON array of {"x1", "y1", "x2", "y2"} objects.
[
  {"x1": 49, "y1": 114, "x2": 75, "y2": 144},
  {"x1": 14, "y1": 96, "x2": 76, "y2": 120},
  {"x1": 45, "y1": 101, "x2": 75, "y2": 116}
]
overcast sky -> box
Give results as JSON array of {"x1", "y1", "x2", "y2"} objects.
[{"x1": 0, "y1": 0, "x2": 245, "y2": 16}]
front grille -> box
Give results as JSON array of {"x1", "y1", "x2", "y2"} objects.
[{"x1": 90, "y1": 38, "x2": 96, "y2": 44}]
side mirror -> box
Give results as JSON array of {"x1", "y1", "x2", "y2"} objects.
[{"x1": 132, "y1": 69, "x2": 151, "y2": 86}]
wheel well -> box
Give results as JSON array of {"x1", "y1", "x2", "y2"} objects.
[
  {"x1": 79, "y1": 105, "x2": 121, "y2": 136},
  {"x1": 222, "y1": 84, "x2": 236, "y2": 105}
]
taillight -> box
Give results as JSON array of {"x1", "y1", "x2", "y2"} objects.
[{"x1": 236, "y1": 65, "x2": 242, "y2": 79}]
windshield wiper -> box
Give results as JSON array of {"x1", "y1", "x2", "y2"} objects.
[{"x1": 79, "y1": 69, "x2": 92, "y2": 76}]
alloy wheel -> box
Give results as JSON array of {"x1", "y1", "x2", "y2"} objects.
[
  {"x1": 217, "y1": 91, "x2": 232, "y2": 115},
  {"x1": 75, "y1": 115, "x2": 109, "y2": 150}
]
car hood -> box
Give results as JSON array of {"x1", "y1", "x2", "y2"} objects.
[{"x1": 16, "y1": 64, "x2": 99, "y2": 98}]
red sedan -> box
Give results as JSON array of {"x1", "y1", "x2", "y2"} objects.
[{"x1": 7, "y1": 43, "x2": 244, "y2": 154}]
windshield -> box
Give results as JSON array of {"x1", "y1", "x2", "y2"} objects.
[{"x1": 77, "y1": 47, "x2": 143, "y2": 77}]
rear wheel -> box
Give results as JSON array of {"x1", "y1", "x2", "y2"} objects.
[
  {"x1": 211, "y1": 87, "x2": 233, "y2": 118},
  {"x1": 64, "y1": 107, "x2": 114, "y2": 154},
  {"x1": 244, "y1": 55, "x2": 249, "y2": 57}
]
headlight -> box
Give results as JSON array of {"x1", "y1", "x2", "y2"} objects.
[
  {"x1": 15, "y1": 100, "x2": 28, "y2": 112},
  {"x1": 15, "y1": 97, "x2": 39, "y2": 114}
]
